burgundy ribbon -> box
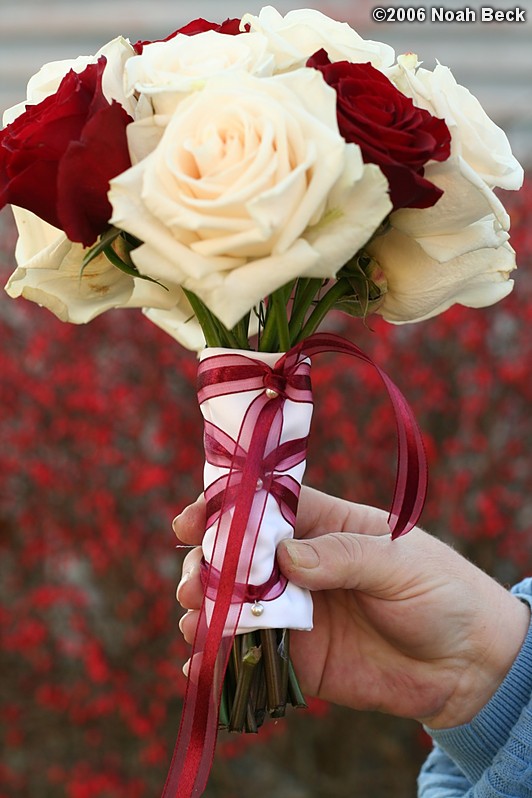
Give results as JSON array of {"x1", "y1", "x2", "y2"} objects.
[
  {"x1": 203, "y1": 419, "x2": 307, "y2": 531},
  {"x1": 162, "y1": 332, "x2": 427, "y2": 798},
  {"x1": 199, "y1": 559, "x2": 288, "y2": 603}
]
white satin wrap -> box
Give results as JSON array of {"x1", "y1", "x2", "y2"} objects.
[{"x1": 199, "y1": 348, "x2": 314, "y2": 634}]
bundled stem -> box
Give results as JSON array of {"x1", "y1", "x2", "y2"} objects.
[{"x1": 218, "y1": 629, "x2": 305, "y2": 734}]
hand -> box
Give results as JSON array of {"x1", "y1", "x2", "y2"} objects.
[{"x1": 173, "y1": 487, "x2": 529, "y2": 729}]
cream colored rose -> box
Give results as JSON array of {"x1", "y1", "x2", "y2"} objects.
[
  {"x1": 109, "y1": 69, "x2": 391, "y2": 329},
  {"x1": 369, "y1": 154, "x2": 516, "y2": 322},
  {"x1": 391, "y1": 157, "x2": 511, "y2": 262},
  {"x1": 388, "y1": 55, "x2": 523, "y2": 191},
  {"x1": 369, "y1": 226, "x2": 516, "y2": 324},
  {"x1": 2, "y1": 36, "x2": 136, "y2": 126},
  {"x1": 126, "y1": 30, "x2": 275, "y2": 116},
  {"x1": 241, "y1": 6, "x2": 394, "y2": 71},
  {"x1": 4, "y1": 207, "x2": 197, "y2": 338}
]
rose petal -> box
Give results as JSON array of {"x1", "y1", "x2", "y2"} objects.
[
  {"x1": 402, "y1": 218, "x2": 508, "y2": 263},
  {"x1": 126, "y1": 31, "x2": 274, "y2": 116},
  {"x1": 392, "y1": 157, "x2": 510, "y2": 239},
  {"x1": 304, "y1": 160, "x2": 392, "y2": 277},
  {"x1": 2, "y1": 37, "x2": 136, "y2": 125},
  {"x1": 242, "y1": 7, "x2": 394, "y2": 70},
  {"x1": 177, "y1": 237, "x2": 320, "y2": 329},
  {"x1": 57, "y1": 98, "x2": 132, "y2": 247}
]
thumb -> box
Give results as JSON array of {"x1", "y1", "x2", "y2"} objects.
[{"x1": 277, "y1": 532, "x2": 401, "y2": 594}]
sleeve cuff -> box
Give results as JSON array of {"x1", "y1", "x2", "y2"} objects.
[{"x1": 424, "y1": 581, "x2": 532, "y2": 784}]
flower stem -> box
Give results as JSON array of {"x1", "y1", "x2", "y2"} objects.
[
  {"x1": 258, "y1": 299, "x2": 278, "y2": 352},
  {"x1": 250, "y1": 654, "x2": 267, "y2": 728},
  {"x1": 294, "y1": 278, "x2": 351, "y2": 343},
  {"x1": 219, "y1": 682, "x2": 231, "y2": 730},
  {"x1": 288, "y1": 278, "x2": 323, "y2": 343},
  {"x1": 270, "y1": 629, "x2": 289, "y2": 718},
  {"x1": 260, "y1": 628, "x2": 284, "y2": 712},
  {"x1": 223, "y1": 629, "x2": 306, "y2": 733},
  {"x1": 212, "y1": 316, "x2": 243, "y2": 350},
  {"x1": 233, "y1": 312, "x2": 251, "y2": 351},
  {"x1": 182, "y1": 289, "x2": 223, "y2": 347},
  {"x1": 259, "y1": 282, "x2": 294, "y2": 352},
  {"x1": 229, "y1": 637, "x2": 262, "y2": 733},
  {"x1": 183, "y1": 288, "x2": 248, "y2": 349},
  {"x1": 288, "y1": 660, "x2": 308, "y2": 709},
  {"x1": 272, "y1": 285, "x2": 292, "y2": 352}
]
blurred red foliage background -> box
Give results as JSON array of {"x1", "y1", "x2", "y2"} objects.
[{"x1": 0, "y1": 181, "x2": 531, "y2": 797}]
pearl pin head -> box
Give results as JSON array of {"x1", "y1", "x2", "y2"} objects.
[
  {"x1": 265, "y1": 387, "x2": 279, "y2": 399},
  {"x1": 251, "y1": 601, "x2": 264, "y2": 617}
]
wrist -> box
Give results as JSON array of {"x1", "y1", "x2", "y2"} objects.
[{"x1": 425, "y1": 591, "x2": 530, "y2": 730}]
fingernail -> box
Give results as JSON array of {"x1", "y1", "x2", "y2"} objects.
[
  {"x1": 172, "y1": 513, "x2": 182, "y2": 531},
  {"x1": 283, "y1": 540, "x2": 319, "y2": 569},
  {"x1": 183, "y1": 659, "x2": 190, "y2": 678}
]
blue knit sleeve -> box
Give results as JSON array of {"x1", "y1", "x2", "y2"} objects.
[
  {"x1": 418, "y1": 744, "x2": 472, "y2": 796},
  {"x1": 418, "y1": 578, "x2": 532, "y2": 797}
]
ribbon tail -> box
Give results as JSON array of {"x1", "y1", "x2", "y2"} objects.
[
  {"x1": 163, "y1": 396, "x2": 282, "y2": 797},
  {"x1": 161, "y1": 622, "x2": 230, "y2": 798},
  {"x1": 281, "y1": 333, "x2": 428, "y2": 538}
]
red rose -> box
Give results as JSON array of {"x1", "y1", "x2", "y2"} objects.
[
  {"x1": 0, "y1": 57, "x2": 132, "y2": 247},
  {"x1": 133, "y1": 17, "x2": 246, "y2": 54},
  {"x1": 307, "y1": 50, "x2": 451, "y2": 211}
]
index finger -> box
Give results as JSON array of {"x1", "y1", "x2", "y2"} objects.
[
  {"x1": 294, "y1": 486, "x2": 390, "y2": 540},
  {"x1": 172, "y1": 494, "x2": 206, "y2": 546},
  {"x1": 172, "y1": 487, "x2": 391, "y2": 546}
]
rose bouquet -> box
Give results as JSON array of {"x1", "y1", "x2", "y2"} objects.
[{"x1": 0, "y1": 6, "x2": 522, "y2": 797}]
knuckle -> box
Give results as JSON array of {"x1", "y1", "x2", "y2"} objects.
[
  {"x1": 182, "y1": 546, "x2": 203, "y2": 572},
  {"x1": 330, "y1": 533, "x2": 365, "y2": 588}
]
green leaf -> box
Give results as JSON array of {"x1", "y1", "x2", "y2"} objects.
[
  {"x1": 334, "y1": 251, "x2": 387, "y2": 319},
  {"x1": 102, "y1": 243, "x2": 169, "y2": 291},
  {"x1": 182, "y1": 288, "x2": 223, "y2": 347},
  {"x1": 81, "y1": 227, "x2": 122, "y2": 271}
]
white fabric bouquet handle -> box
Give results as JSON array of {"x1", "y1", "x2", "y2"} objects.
[{"x1": 198, "y1": 347, "x2": 314, "y2": 634}]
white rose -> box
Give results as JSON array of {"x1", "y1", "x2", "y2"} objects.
[
  {"x1": 241, "y1": 6, "x2": 394, "y2": 71},
  {"x1": 391, "y1": 156, "x2": 511, "y2": 262},
  {"x1": 369, "y1": 226, "x2": 516, "y2": 323},
  {"x1": 4, "y1": 207, "x2": 191, "y2": 326},
  {"x1": 388, "y1": 55, "x2": 523, "y2": 191},
  {"x1": 126, "y1": 30, "x2": 275, "y2": 116},
  {"x1": 2, "y1": 36, "x2": 136, "y2": 127},
  {"x1": 109, "y1": 69, "x2": 391, "y2": 329},
  {"x1": 369, "y1": 154, "x2": 517, "y2": 323}
]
